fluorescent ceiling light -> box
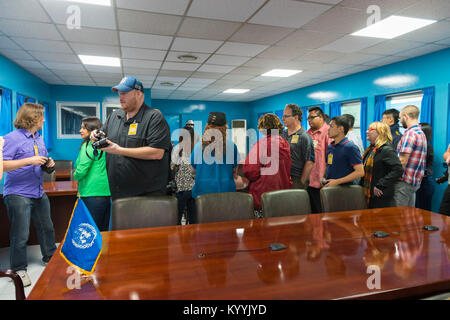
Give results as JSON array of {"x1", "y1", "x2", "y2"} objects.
[
  {"x1": 352, "y1": 15, "x2": 436, "y2": 39},
  {"x1": 61, "y1": 0, "x2": 111, "y2": 6},
  {"x1": 307, "y1": 91, "x2": 338, "y2": 100},
  {"x1": 261, "y1": 69, "x2": 302, "y2": 77},
  {"x1": 224, "y1": 89, "x2": 250, "y2": 94},
  {"x1": 78, "y1": 55, "x2": 121, "y2": 67},
  {"x1": 374, "y1": 74, "x2": 418, "y2": 87}
]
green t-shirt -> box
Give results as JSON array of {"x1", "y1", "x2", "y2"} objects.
[{"x1": 74, "y1": 141, "x2": 111, "y2": 197}]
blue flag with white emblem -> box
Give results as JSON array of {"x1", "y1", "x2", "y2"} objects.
[{"x1": 60, "y1": 198, "x2": 102, "y2": 275}]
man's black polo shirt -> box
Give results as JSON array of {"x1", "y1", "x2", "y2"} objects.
[{"x1": 102, "y1": 103, "x2": 171, "y2": 199}]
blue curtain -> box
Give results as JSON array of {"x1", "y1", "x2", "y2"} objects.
[
  {"x1": 42, "y1": 102, "x2": 53, "y2": 149},
  {"x1": 300, "y1": 106, "x2": 308, "y2": 129},
  {"x1": 274, "y1": 110, "x2": 283, "y2": 122},
  {"x1": 15, "y1": 93, "x2": 26, "y2": 117},
  {"x1": 329, "y1": 101, "x2": 341, "y2": 119},
  {"x1": 420, "y1": 87, "x2": 434, "y2": 125},
  {"x1": 360, "y1": 98, "x2": 368, "y2": 149},
  {"x1": 374, "y1": 95, "x2": 386, "y2": 121},
  {"x1": 0, "y1": 88, "x2": 13, "y2": 135}
]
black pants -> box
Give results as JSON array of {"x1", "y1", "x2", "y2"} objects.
[
  {"x1": 307, "y1": 186, "x2": 322, "y2": 213},
  {"x1": 415, "y1": 175, "x2": 435, "y2": 211},
  {"x1": 175, "y1": 190, "x2": 196, "y2": 224},
  {"x1": 439, "y1": 184, "x2": 450, "y2": 216}
]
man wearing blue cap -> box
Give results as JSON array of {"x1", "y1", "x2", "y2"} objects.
[{"x1": 91, "y1": 75, "x2": 171, "y2": 200}]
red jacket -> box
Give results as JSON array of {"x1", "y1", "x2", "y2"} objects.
[{"x1": 243, "y1": 135, "x2": 292, "y2": 209}]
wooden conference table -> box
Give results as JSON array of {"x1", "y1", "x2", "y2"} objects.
[
  {"x1": 54, "y1": 169, "x2": 72, "y2": 181},
  {"x1": 28, "y1": 206, "x2": 450, "y2": 300},
  {"x1": 0, "y1": 181, "x2": 78, "y2": 248}
]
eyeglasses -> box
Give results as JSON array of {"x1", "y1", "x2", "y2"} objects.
[
  {"x1": 282, "y1": 114, "x2": 293, "y2": 118},
  {"x1": 307, "y1": 115, "x2": 319, "y2": 120}
]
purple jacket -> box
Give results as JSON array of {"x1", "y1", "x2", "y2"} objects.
[{"x1": 3, "y1": 129, "x2": 48, "y2": 198}]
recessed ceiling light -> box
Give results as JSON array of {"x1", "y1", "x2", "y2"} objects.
[
  {"x1": 351, "y1": 15, "x2": 436, "y2": 39},
  {"x1": 223, "y1": 89, "x2": 250, "y2": 94},
  {"x1": 177, "y1": 54, "x2": 198, "y2": 62},
  {"x1": 61, "y1": 0, "x2": 112, "y2": 6},
  {"x1": 261, "y1": 69, "x2": 302, "y2": 77},
  {"x1": 160, "y1": 82, "x2": 175, "y2": 87},
  {"x1": 78, "y1": 55, "x2": 120, "y2": 67}
]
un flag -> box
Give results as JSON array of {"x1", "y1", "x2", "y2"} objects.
[{"x1": 60, "y1": 198, "x2": 103, "y2": 275}]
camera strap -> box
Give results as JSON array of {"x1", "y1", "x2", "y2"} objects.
[{"x1": 85, "y1": 144, "x2": 103, "y2": 161}]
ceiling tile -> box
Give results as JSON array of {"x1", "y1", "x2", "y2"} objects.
[
  {"x1": 121, "y1": 47, "x2": 166, "y2": 60},
  {"x1": 85, "y1": 65, "x2": 123, "y2": 73},
  {"x1": 40, "y1": 0, "x2": 117, "y2": 30},
  {"x1": 435, "y1": 37, "x2": 450, "y2": 46},
  {"x1": 360, "y1": 39, "x2": 424, "y2": 56},
  {"x1": 396, "y1": 0, "x2": 450, "y2": 20},
  {"x1": 229, "y1": 23, "x2": 294, "y2": 45},
  {"x1": 216, "y1": 42, "x2": 268, "y2": 57},
  {"x1": 294, "y1": 50, "x2": 345, "y2": 63},
  {"x1": 197, "y1": 64, "x2": 237, "y2": 73},
  {"x1": 276, "y1": 29, "x2": 344, "y2": 49},
  {"x1": 0, "y1": 20, "x2": 62, "y2": 40},
  {"x1": 397, "y1": 20, "x2": 450, "y2": 43},
  {"x1": 162, "y1": 61, "x2": 200, "y2": 71},
  {"x1": 331, "y1": 52, "x2": 384, "y2": 65},
  {"x1": 187, "y1": 0, "x2": 266, "y2": 22},
  {"x1": 0, "y1": 36, "x2": 21, "y2": 50},
  {"x1": 249, "y1": 0, "x2": 331, "y2": 28},
  {"x1": 318, "y1": 35, "x2": 385, "y2": 53},
  {"x1": 122, "y1": 66, "x2": 159, "y2": 76},
  {"x1": 0, "y1": 0, "x2": 50, "y2": 22},
  {"x1": 190, "y1": 71, "x2": 225, "y2": 79},
  {"x1": 28, "y1": 51, "x2": 80, "y2": 63},
  {"x1": 360, "y1": 55, "x2": 407, "y2": 67},
  {"x1": 70, "y1": 43, "x2": 121, "y2": 56},
  {"x1": 242, "y1": 57, "x2": 283, "y2": 68},
  {"x1": 122, "y1": 59, "x2": 163, "y2": 69},
  {"x1": 120, "y1": 32, "x2": 173, "y2": 50},
  {"x1": 42, "y1": 61, "x2": 85, "y2": 71},
  {"x1": 177, "y1": 17, "x2": 241, "y2": 41},
  {"x1": 158, "y1": 70, "x2": 193, "y2": 77},
  {"x1": 257, "y1": 46, "x2": 307, "y2": 60},
  {"x1": 14, "y1": 59, "x2": 46, "y2": 69},
  {"x1": 12, "y1": 38, "x2": 73, "y2": 53},
  {"x1": 57, "y1": 25, "x2": 119, "y2": 46},
  {"x1": 206, "y1": 54, "x2": 251, "y2": 66},
  {"x1": 171, "y1": 37, "x2": 223, "y2": 53},
  {"x1": 302, "y1": 6, "x2": 367, "y2": 34},
  {"x1": 339, "y1": 0, "x2": 421, "y2": 18},
  {"x1": 117, "y1": 9, "x2": 182, "y2": 36},
  {"x1": 166, "y1": 51, "x2": 210, "y2": 64},
  {"x1": 393, "y1": 43, "x2": 449, "y2": 58},
  {"x1": 116, "y1": 0, "x2": 190, "y2": 15},
  {"x1": 0, "y1": 48, "x2": 34, "y2": 60}
]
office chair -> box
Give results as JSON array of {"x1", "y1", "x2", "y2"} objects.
[
  {"x1": 43, "y1": 171, "x2": 56, "y2": 182},
  {"x1": 0, "y1": 270, "x2": 25, "y2": 300},
  {"x1": 195, "y1": 192, "x2": 254, "y2": 224},
  {"x1": 261, "y1": 189, "x2": 311, "y2": 218},
  {"x1": 112, "y1": 195, "x2": 178, "y2": 230},
  {"x1": 53, "y1": 160, "x2": 74, "y2": 180},
  {"x1": 320, "y1": 185, "x2": 367, "y2": 213}
]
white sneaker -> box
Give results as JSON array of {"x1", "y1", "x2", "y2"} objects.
[{"x1": 16, "y1": 270, "x2": 32, "y2": 287}]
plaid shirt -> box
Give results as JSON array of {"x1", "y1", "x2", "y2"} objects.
[{"x1": 396, "y1": 125, "x2": 427, "y2": 187}]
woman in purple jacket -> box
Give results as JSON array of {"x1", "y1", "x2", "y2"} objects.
[{"x1": 2, "y1": 103, "x2": 56, "y2": 287}]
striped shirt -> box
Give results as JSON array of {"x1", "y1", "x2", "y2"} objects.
[{"x1": 396, "y1": 125, "x2": 427, "y2": 187}]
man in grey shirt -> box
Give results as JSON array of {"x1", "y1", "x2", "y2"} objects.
[{"x1": 281, "y1": 104, "x2": 315, "y2": 189}]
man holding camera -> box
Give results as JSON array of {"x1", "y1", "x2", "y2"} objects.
[
  {"x1": 91, "y1": 76, "x2": 171, "y2": 200},
  {"x1": 439, "y1": 144, "x2": 450, "y2": 216}
]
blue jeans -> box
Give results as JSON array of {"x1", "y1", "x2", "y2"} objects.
[
  {"x1": 175, "y1": 191, "x2": 196, "y2": 224},
  {"x1": 4, "y1": 194, "x2": 56, "y2": 271},
  {"x1": 81, "y1": 196, "x2": 111, "y2": 232}
]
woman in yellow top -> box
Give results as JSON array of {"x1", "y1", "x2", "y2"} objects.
[{"x1": 73, "y1": 117, "x2": 111, "y2": 231}]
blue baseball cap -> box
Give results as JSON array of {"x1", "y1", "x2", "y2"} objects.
[{"x1": 112, "y1": 75, "x2": 144, "y2": 93}]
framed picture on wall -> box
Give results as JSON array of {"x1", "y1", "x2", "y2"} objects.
[{"x1": 56, "y1": 101, "x2": 100, "y2": 139}]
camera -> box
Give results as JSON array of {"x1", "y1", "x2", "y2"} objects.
[
  {"x1": 92, "y1": 130, "x2": 109, "y2": 150},
  {"x1": 436, "y1": 162, "x2": 449, "y2": 184},
  {"x1": 41, "y1": 158, "x2": 55, "y2": 174}
]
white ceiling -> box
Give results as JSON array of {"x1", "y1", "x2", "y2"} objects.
[{"x1": 0, "y1": 0, "x2": 449, "y2": 102}]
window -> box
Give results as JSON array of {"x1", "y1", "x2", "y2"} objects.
[
  {"x1": 102, "y1": 103, "x2": 121, "y2": 122},
  {"x1": 57, "y1": 102, "x2": 100, "y2": 139},
  {"x1": 341, "y1": 100, "x2": 362, "y2": 138},
  {"x1": 386, "y1": 91, "x2": 423, "y2": 134}
]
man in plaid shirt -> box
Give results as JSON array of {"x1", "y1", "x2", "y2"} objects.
[{"x1": 394, "y1": 105, "x2": 427, "y2": 207}]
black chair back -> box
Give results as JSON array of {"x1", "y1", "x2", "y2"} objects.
[
  {"x1": 261, "y1": 189, "x2": 311, "y2": 217},
  {"x1": 320, "y1": 185, "x2": 367, "y2": 213}
]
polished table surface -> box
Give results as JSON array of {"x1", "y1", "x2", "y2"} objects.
[
  {"x1": 0, "y1": 181, "x2": 78, "y2": 197},
  {"x1": 28, "y1": 207, "x2": 450, "y2": 300},
  {"x1": 54, "y1": 169, "x2": 72, "y2": 181}
]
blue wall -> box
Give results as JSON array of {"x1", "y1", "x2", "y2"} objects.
[{"x1": 250, "y1": 47, "x2": 450, "y2": 212}]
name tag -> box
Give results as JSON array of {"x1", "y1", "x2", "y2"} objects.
[
  {"x1": 327, "y1": 153, "x2": 333, "y2": 165},
  {"x1": 128, "y1": 123, "x2": 138, "y2": 135},
  {"x1": 34, "y1": 145, "x2": 39, "y2": 156},
  {"x1": 313, "y1": 139, "x2": 318, "y2": 149},
  {"x1": 291, "y1": 135, "x2": 299, "y2": 144}
]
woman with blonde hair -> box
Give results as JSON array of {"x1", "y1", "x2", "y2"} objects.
[
  {"x1": 190, "y1": 112, "x2": 240, "y2": 199},
  {"x1": 243, "y1": 113, "x2": 292, "y2": 216},
  {"x1": 361, "y1": 121, "x2": 403, "y2": 208},
  {"x1": 2, "y1": 103, "x2": 57, "y2": 287}
]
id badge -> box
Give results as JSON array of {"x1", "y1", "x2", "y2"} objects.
[
  {"x1": 128, "y1": 123, "x2": 138, "y2": 135},
  {"x1": 327, "y1": 153, "x2": 333, "y2": 165},
  {"x1": 34, "y1": 145, "x2": 39, "y2": 156},
  {"x1": 291, "y1": 135, "x2": 299, "y2": 144}
]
